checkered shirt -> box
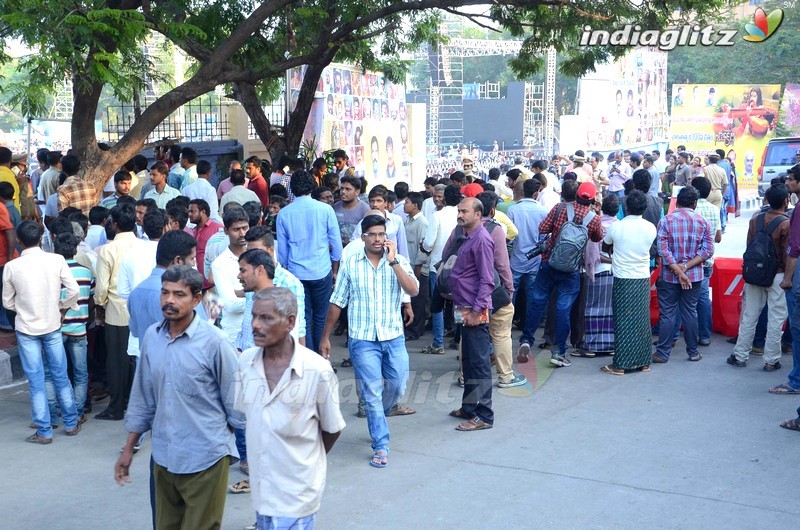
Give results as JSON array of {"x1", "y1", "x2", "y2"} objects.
[
  {"x1": 59, "y1": 176, "x2": 97, "y2": 216},
  {"x1": 657, "y1": 207, "x2": 714, "y2": 283}
]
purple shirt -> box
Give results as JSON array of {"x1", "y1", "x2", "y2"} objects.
[
  {"x1": 788, "y1": 207, "x2": 800, "y2": 258},
  {"x1": 448, "y1": 225, "x2": 495, "y2": 312}
]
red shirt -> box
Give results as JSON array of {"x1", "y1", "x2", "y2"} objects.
[
  {"x1": 247, "y1": 174, "x2": 269, "y2": 209},
  {"x1": 192, "y1": 219, "x2": 224, "y2": 288},
  {"x1": 0, "y1": 203, "x2": 18, "y2": 267}
]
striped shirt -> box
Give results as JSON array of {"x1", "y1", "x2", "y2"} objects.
[
  {"x1": 694, "y1": 199, "x2": 721, "y2": 267},
  {"x1": 61, "y1": 260, "x2": 95, "y2": 336},
  {"x1": 330, "y1": 250, "x2": 417, "y2": 342}
]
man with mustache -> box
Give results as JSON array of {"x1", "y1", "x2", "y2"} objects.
[
  {"x1": 211, "y1": 207, "x2": 250, "y2": 344},
  {"x1": 116, "y1": 266, "x2": 243, "y2": 529}
]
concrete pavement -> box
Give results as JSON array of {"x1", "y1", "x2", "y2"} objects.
[{"x1": 2, "y1": 208, "x2": 800, "y2": 528}]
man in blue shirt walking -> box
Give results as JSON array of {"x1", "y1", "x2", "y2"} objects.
[{"x1": 276, "y1": 170, "x2": 343, "y2": 353}]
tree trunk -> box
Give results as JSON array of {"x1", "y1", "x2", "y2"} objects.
[{"x1": 232, "y1": 81, "x2": 284, "y2": 163}]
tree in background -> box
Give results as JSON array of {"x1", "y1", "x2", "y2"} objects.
[{"x1": 0, "y1": 0, "x2": 734, "y2": 190}]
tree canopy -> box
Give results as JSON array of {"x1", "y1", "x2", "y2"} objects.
[{"x1": 0, "y1": 0, "x2": 736, "y2": 189}]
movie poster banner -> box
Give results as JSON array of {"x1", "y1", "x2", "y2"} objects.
[
  {"x1": 318, "y1": 64, "x2": 411, "y2": 188},
  {"x1": 669, "y1": 84, "x2": 781, "y2": 197},
  {"x1": 577, "y1": 47, "x2": 669, "y2": 150},
  {"x1": 778, "y1": 83, "x2": 800, "y2": 137}
]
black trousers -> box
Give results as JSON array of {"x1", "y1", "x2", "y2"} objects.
[
  {"x1": 408, "y1": 274, "x2": 430, "y2": 339},
  {"x1": 460, "y1": 324, "x2": 493, "y2": 424},
  {"x1": 105, "y1": 324, "x2": 132, "y2": 415}
]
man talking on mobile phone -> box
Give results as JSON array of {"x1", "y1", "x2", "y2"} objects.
[{"x1": 320, "y1": 215, "x2": 418, "y2": 469}]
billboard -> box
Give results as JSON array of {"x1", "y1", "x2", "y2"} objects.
[
  {"x1": 778, "y1": 83, "x2": 800, "y2": 137},
  {"x1": 574, "y1": 47, "x2": 669, "y2": 151},
  {"x1": 669, "y1": 84, "x2": 781, "y2": 197},
  {"x1": 317, "y1": 64, "x2": 412, "y2": 188}
]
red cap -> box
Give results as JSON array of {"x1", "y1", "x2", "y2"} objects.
[
  {"x1": 577, "y1": 182, "x2": 597, "y2": 201},
  {"x1": 461, "y1": 183, "x2": 484, "y2": 198}
]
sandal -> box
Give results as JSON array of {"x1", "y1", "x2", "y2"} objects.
[
  {"x1": 26, "y1": 433, "x2": 53, "y2": 445},
  {"x1": 449, "y1": 408, "x2": 471, "y2": 419},
  {"x1": 769, "y1": 383, "x2": 800, "y2": 395},
  {"x1": 341, "y1": 358, "x2": 352, "y2": 368},
  {"x1": 227, "y1": 479, "x2": 250, "y2": 494},
  {"x1": 780, "y1": 418, "x2": 800, "y2": 432},
  {"x1": 386, "y1": 405, "x2": 416, "y2": 416},
  {"x1": 600, "y1": 364, "x2": 624, "y2": 376},
  {"x1": 370, "y1": 450, "x2": 388, "y2": 468},
  {"x1": 572, "y1": 348, "x2": 596, "y2": 358},
  {"x1": 455, "y1": 417, "x2": 493, "y2": 431}
]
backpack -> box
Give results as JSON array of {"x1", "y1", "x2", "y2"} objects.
[
  {"x1": 437, "y1": 222, "x2": 511, "y2": 312},
  {"x1": 548, "y1": 203, "x2": 596, "y2": 273},
  {"x1": 742, "y1": 212, "x2": 787, "y2": 287}
]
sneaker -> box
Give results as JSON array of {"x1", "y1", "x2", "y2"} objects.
[
  {"x1": 751, "y1": 346, "x2": 765, "y2": 355},
  {"x1": 420, "y1": 345, "x2": 445, "y2": 355},
  {"x1": 698, "y1": 339, "x2": 711, "y2": 346},
  {"x1": 764, "y1": 361, "x2": 782, "y2": 372},
  {"x1": 726, "y1": 354, "x2": 746, "y2": 367},
  {"x1": 550, "y1": 354, "x2": 571, "y2": 367},
  {"x1": 498, "y1": 374, "x2": 528, "y2": 388},
  {"x1": 516, "y1": 342, "x2": 531, "y2": 363}
]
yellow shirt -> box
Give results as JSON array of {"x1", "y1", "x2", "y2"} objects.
[
  {"x1": 493, "y1": 210, "x2": 519, "y2": 240},
  {"x1": 0, "y1": 166, "x2": 21, "y2": 209},
  {"x1": 95, "y1": 232, "x2": 143, "y2": 326}
]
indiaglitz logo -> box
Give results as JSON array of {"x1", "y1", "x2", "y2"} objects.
[{"x1": 742, "y1": 7, "x2": 784, "y2": 42}]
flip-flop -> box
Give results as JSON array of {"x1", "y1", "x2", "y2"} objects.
[
  {"x1": 769, "y1": 383, "x2": 800, "y2": 395},
  {"x1": 227, "y1": 480, "x2": 250, "y2": 494},
  {"x1": 455, "y1": 418, "x2": 493, "y2": 431},
  {"x1": 25, "y1": 433, "x2": 53, "y2": 445},
  {"x1": 369, "y1": 451, "x2": 388, "y2": 468},
  {"x1": 600, "y1": 364, "x2": 624, "y2": 376},
  {"x1": 340, "y1": 358, "x2": 352, "y2": 368},
  {"x1": 780, "y1": 419, "x2": 800, "y2": 431},
  {"x1": 386, "y1": 405, "x2": 416, "y2": 416}
]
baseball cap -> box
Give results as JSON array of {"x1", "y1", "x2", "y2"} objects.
[
  {"x1": 460, "y1": 183, "x2": 484, "y2": 198},
  {"x1": 577, "y1": 182, "x2": 597, "y2": 201}
]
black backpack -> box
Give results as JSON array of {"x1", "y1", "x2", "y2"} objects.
[{"x1": 742, "y1": 213, "x2": 787, "y2": 287}]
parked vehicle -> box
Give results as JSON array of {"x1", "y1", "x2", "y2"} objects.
[{"x1": 758, "y1": 137, "x2": 800, "y2": 195}]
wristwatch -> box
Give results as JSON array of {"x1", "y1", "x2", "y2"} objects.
[{"x1": 388, "y1": 258, "x2": 400, "y2": 266}]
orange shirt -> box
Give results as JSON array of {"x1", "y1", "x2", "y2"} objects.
[{"x1": 0, "y1": 202, "x2": 19, "y2": 267}]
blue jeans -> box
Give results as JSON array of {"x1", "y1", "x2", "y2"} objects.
[
  {"x1": 349, "y1": 336, "x2": 409, "y2": 452},
  {"x1": 655, "y1": 279, "x2": 701, "y2": 360},
  {"x1": 17, "y1": 330, "x2": 79, "y2": 437},
  {"x1": 720, "y1": 201, "x2": 727, "y2": 231},
  {"x1": 44, "y1": 334, "x2": 88, "y2": 418},
  {"x1": 512, "y1": 270, "x2": 537, "y2": 305},
  {"x1": 789, "y1": 261, "x2": 800, "y2": 389},
  {"x1": 301, "y1": 271, "x2": 332, "y2": 354},
  {"x1": 697, "y1": 268, "x2": 712, "y2": 342},
  {"x1": 519, "y1": 262, "x2": 580, "y2": 356},
  {"x1": 234, "y1": 427, "x2": 247, "y2": 463},
  {"x1": 429, "y1": 271, "x2": 444, "y2": 347},
  {"x1": 257, "y1": 513, "x2": 316, "y2": 530}
]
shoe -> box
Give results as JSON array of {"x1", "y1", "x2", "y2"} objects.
[
  {"x1": 25, "y1": 433, "x2": 53, "y2": 445},
  {"x1": 726, "y1": 336, "x2": 738, "y2": 344},
  {"x1": 65, "y1": 424, "x2": 81, "y2": 436},
  {"x1": 688, "y1": 353, "x2": 702, "y2": 362},
  {"x1": 651, "y1": 354, "x2": 668, "y2": 364},
  {"x1": 94, "y1": 409, "x2": 123, "y2": 421},
  {"x1": 550, "y1": 354, "x2": 571, "y2": 367},
  {"x1": 726, "y1": 354, "x2": 746, "y2": 367},
  {"x1": 498, "y1": 374, "x2": 527, "y2": 388},
  {"x1": 764, "y1": 361, "x2": 782, "y2": 372},
  {"x1": 698, "y1": 339, "x2": 711, "y2": 346},
  {"x1": 516, "y1": 343, "x2": 531, "y2": 364},
  {"x1": 420, "y1": 345, "x2": 445, "y2": 355},
  {"x1": 751, "y1": 346, "x2": 765, "y2": 355}
]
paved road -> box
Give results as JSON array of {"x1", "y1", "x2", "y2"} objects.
[{"x1": 3, "y1": 209, "x2": 800, "y2": 529}]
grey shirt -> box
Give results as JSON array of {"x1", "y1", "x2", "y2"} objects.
[
  {"x1": 125, "y1": 313, "x2": 244, "y2": 474},
  {"x1": 675, "y1": 163, "x2": 692, "y2": 186},
  {"x1": 405, "y1": 212, "x2": 430, "y2": 275}
]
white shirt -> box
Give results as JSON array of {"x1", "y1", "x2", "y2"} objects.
[
  {"x1": 603, "y1": 215, "x2": 657, "y2": 279},
  {"x1": 235, "y1": 342, "x2": 346, "y2": 518},
  {"x1": 2, "y1": 247, "x2": 79, "y2": 335},
  {"x1": 117, "y1": 240, "x2": 158, "y2": 301},
  {"x1": 421, "y1": 197, "x2": 438, "y2": 221},
  {"x1": 144, "y1": 185, "x2": 181, "y2": 209},
  {"x1": 220, "y1": 185, "x2": 260, "y2": 211},
  {"x1": 537, "y1": 188, "x2": 560, "y2": 213},
  {"x1": 180, "y1": 165, "x2": 198, "y2": 191},
  {"x1": 86, "y1": 225, "x2": 105, "y2": 250},
  {"x1": 422, "y1": 205, "x2": 458, "y2": 266},
  {"x1": 211, "y1": 247, "x2": 246, "y2": 344},
  {"x1": 181, "y1": 178, "x2": 221, "y2": 223}
]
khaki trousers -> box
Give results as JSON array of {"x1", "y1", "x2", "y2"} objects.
[
  {"x1": 154, "y1": 455, "x2": 229, "y2": 530},
  {"x1": 489, "y1": 303, "x2": 514, "y2": 382}
]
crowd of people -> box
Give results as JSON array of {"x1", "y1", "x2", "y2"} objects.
[{"x1": 2, "y1": 138, "x2": 800, "y2": 530}]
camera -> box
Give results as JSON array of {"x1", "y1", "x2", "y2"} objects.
[{"x1": 525, "y1": 233, "x2": 551, "y2": 260}]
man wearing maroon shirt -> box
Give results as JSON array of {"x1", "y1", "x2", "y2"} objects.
[
  {"x1": 446, "y1": 197, "x2": 496, "y2": 432},
  {"x1": 189, "y1": 199, "x2": 223, "y2": 289},
  {"x1": 245, "y1": 156, "x2": 269, "y2": 209}
]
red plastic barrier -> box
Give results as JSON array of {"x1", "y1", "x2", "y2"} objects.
[
  {"x1": 711, "y1": 257, "x2": 744, "y2": 337},
  {"x1": 650, "y1": 267, "x2": 660, "y2": 327}
]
